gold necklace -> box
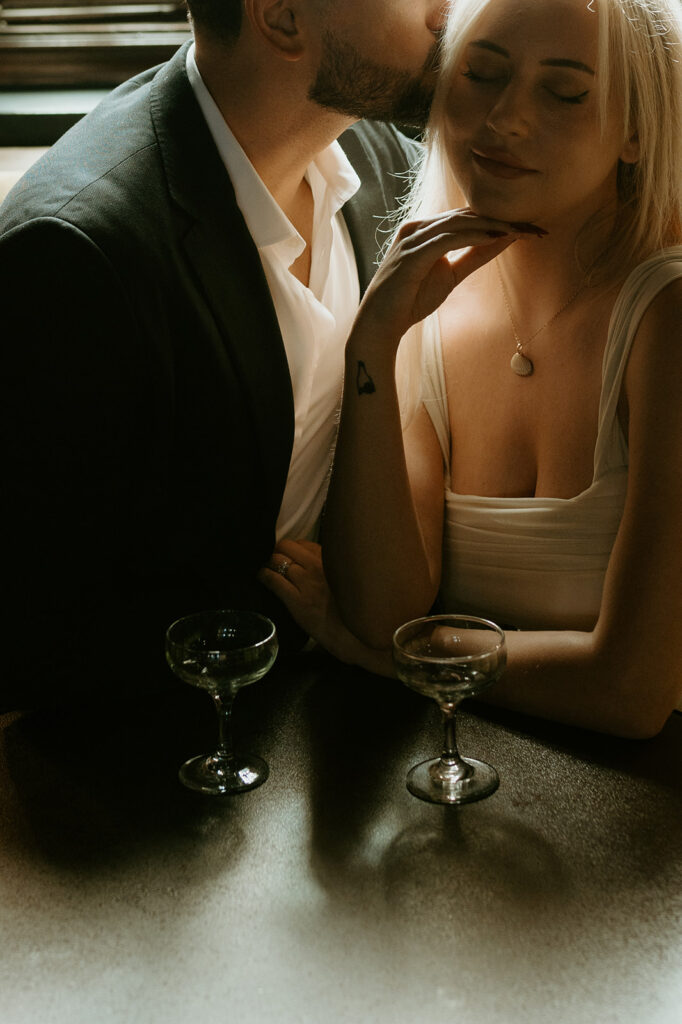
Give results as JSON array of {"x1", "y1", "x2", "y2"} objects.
[{"x1": 496, "y1": 262, "x2": 585, "y2": 377}]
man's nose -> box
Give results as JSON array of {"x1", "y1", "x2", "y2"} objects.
[{"x1": 427, "y1": 0, "x2": 449, "y2": 35}]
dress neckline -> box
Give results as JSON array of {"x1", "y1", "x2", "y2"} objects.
[{"x1": 430, "y1": 246, "x2": 682, "y2": 507}]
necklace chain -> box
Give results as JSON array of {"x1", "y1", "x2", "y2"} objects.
[{"x1": 496, "y1": 261, "x2": 585, "y2": 376}]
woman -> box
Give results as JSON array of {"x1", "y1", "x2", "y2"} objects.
[{"x1": 261, "y1": 0, "x2": 682, "y2": 738}]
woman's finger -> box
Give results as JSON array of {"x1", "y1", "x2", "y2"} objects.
[
  {"x1": 392, "y1": 210, "x2": 545, "y2": 254},
  {"x1": 394, "y1": 207, "x2": 507, "y2": 242},
  {"x1": 373, "y1": 228, "x2": 522, "y2": 303},
  {"x1": 447, "y1": 233, "x2": 519, "y2": 283}
]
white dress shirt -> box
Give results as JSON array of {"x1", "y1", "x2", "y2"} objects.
[{"x1": 186, "y1": 45, "x2": 361, "y2": 541}]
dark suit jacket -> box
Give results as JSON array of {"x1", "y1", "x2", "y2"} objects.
[{"x1": 0, "y1": 43, "x2": 419, "y2": 710}]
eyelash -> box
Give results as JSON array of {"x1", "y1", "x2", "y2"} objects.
[
  {"x1": 461, "y1": 66, "x2": 589, "y2": 105},
  {"x1": 559, "y1": 90, "x2": 589, "y2": 105}
]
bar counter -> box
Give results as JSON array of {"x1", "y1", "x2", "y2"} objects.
[{"x1": 1, "y1": 651, "x2": 680, "y2": 1023}]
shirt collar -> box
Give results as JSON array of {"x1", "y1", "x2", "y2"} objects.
[{"x1": 186, "y1": 43, "x2": 360, "y2": 258}]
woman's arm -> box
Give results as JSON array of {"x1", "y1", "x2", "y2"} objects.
[
  {"x1": 263, "y1": 278, "x2": 682, "y2": 738},
  {"x1": 314, "y1": 276, "x2": 682, "y2": 739},
  {"x1": 324, "y1": 378, "x2": 445, "y2": 648},
  {"x1": 322, "y1": 211, "x2": 525, "y2": 647},
  {"x1": 482, "y1": 279, "x2": 682, "y2": 738},
  {"x1": 260, "y1": 397, "x2": 446, "y2": 673},
  {"x1": 259, "y1": 539, "x2": 394, "y2": 676}
]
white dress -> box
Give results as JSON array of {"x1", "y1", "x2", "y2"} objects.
[{"x1": 421, "y1": 247, "x2": 682, "y2": 633}]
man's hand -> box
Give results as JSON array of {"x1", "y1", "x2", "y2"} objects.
[{"x1": 259, "y1": 540, "x2": 393, "y2": 676}]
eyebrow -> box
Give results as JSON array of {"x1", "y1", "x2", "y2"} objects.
[
  {"x1": 540, "y1": 58, "x2": 595, "y2": 75},
  {"x1": 469, "y1": 40, "x2": 595, "y2": 76}
]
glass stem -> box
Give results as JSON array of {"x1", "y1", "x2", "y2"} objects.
[
  {"x1": 213, "y1": 692, "x2": 236, "y2": 766},
  {"x1": 439, "y1": 704, "x2": 471, "y2": 782}
]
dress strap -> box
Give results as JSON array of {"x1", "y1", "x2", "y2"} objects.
[{"x1": 595, "y1": 246, "x2": 682, "y2": 479}]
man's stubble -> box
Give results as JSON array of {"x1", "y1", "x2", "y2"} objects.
[{"x1": 309, "y1": 30, "x2": 442, "y2": 130}]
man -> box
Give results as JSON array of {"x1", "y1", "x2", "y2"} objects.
[{"x1": 0, "y1": 0, "x2": 444, "y2": 709}]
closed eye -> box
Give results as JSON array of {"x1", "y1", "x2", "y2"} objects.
[
  {"x1": 550, "y1": 89, "x2": 590, "y2": 104},
  {"x1": 462, "y1": 62, "x2": 590, "y2": 106},
  {"x1": 461, "y1": 64, "x2": 507, "y2": 84}
]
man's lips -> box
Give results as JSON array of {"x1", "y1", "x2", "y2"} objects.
[{"x1": 472, "y1": 149, "x2": 539, "y2": 179}]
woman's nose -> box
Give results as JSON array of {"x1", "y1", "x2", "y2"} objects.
[{"x1": 485, "y1": 85, "x2": 533, "y2": 137}]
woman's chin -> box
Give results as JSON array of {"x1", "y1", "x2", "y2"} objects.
[
  {"x1": 461, "y1": 186, "x2": 542, "y2": 226},
  {"x1": 472, "y1": 200, "x2": 541, "y2": 225}
]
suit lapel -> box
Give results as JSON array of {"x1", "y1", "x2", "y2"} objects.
[
  {"x1": 147, "y1": 53, "x2": 418, "y2": 522},
  {"x1": 339, "y1": 127, "x2": 386, "y2": 295},
  {"x1": 150, "y1": 46, "x2": 294, "y2": 516},
  {"x1": 339, "y1": 122, "x2": 420, "y2": 295}
]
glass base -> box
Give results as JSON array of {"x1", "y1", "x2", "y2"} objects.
[
  {"x1": 179, "y1": 752, "x2": 269, "y2": 795},
  {"x1": 406, "y1": 756, "x2": 499, "y2": 805}
]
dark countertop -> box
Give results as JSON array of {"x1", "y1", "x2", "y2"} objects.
[{"x1": 1, "y1": 651, "x2": 680, "y2": 1023}]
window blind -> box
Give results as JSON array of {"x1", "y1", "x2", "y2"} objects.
[{"x1": 0, "y1": 0, "x2": 191, "y2": 86}]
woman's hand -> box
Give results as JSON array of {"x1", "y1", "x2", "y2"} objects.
[
  {"x1": 258, "y1": 540, "x2": 393, "y2": 677},
  {"x1": 354, "y1": 209, "x2": 544, "y2": 349}
]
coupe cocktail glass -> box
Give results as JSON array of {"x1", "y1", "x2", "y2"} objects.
[
  {"x1": 166, "y1": 609, "x2": 278, "y2": 794},
  {"x1": 393, "y1": 614, "x2": 506, "y2": 805}
]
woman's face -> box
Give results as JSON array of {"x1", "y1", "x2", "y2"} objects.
[{"x1": 443, "y1": 0, "x2": 638, "y2": 229}]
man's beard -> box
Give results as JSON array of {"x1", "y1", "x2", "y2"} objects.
[{"x1": 308, "y1": 30, "x2": 442, "y2": 130}]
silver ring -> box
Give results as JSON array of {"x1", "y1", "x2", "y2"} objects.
[{"x1": 275, "y1": 559, "x2": 291, "y2": 579}]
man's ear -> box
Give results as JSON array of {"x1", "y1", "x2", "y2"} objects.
[
  {"x1": 620, "y1": 129, "x2": 640, "y2": 165},
  {"x1": 245, "y1": 0, "x2": 306, "y2": 60}
]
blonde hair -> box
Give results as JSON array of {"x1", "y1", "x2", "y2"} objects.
[
  {"x1": 596, "y1": 0, "x2": 682, "y2": 264},
  {"x1": 408, "y1": 0, "x2": 682, "y2": 263},
  {"x1": 396, "y1": 0, "x2": 682, "y2": 422}
]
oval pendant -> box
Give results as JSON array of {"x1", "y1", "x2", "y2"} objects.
[{"x1": 511, "y1": 352, "x2": 534, "y2": 377}]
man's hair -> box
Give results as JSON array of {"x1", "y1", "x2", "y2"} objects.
[
  {"x1": 406, "y1": 0, "x2": 682, "y2": 278},
  {"x1": 185, "y1": 0, "x2": 243, "y2": 42},
  {"x1": 185, "y1": 0, "x2": 330, "y2": 44}
]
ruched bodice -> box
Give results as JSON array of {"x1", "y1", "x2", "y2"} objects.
[{"x1": 422, "y1": 247, "x2": 682, "y2": 630}]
